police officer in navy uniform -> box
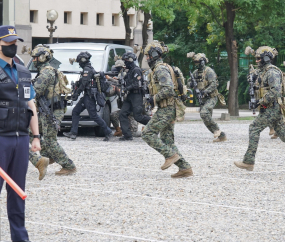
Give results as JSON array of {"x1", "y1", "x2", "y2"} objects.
[
  {"x1": 0, "y1": 25, "x2": 41, "y2": 242},
  {"x1": 119, "y1": 52, "x2": 151, "y2": 140},
  {"x1": 63, "y1": 51, "x2": 113, "y2": 141}
]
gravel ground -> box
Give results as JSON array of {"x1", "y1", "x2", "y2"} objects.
[{"x1": 1, "y1": 119, "x2": 285, "y2": 242}]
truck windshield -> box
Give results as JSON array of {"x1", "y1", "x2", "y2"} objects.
[{"x1": 28, "y1": 49, "x2": 104, "y2": 73}]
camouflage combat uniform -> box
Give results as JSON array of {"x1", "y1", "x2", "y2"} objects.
[
  {"x1": 110, "y1": 110, "x2": 138, "y2": 132},
  {"x1": 29, "y1": 62, "x2": 75, "y2": 170},
  {"x1": 192, "y1": 66, "x2": 226, "y2": 138},
  {"x1": 142, "y1": 59, "x2": 191, "y2": 171},
  {"x1": 243, "y1": 63, "x2": 285, "y2": 164}
]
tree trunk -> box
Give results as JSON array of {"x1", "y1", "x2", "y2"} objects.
[
  {"x1": 120, "y1": 1, "x2": 131, "y2": 46},
  {"x1": 138, "y1": 11, "x2": 151, "y2": 66},
  {"x1": 224, "y1": 2, "x2": 239, "y2": 116}
]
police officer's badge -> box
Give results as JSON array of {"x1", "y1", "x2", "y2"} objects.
[{"x1": 8, "y1": 28, "x2": 16, "y2": 35}]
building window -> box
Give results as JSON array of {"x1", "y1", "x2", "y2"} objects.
[
  {"x1": 128, "y1": 14, "x2": 135, "y2": 27},
  {"x1": 112, "y1": 14, "x2": 119, "y2": 26},
  {"x1": 97, "y1": 13, "x2": 104, "y2": 26},
  {"x1": 30, "y1": 10, "x2": 38, "y2": 23},
  {"x1": 80, "y1": 12, "x2": 88, "y2": 25},
  {"x1": 64, "y1": 11, "x2": 72, "y2": 24}
]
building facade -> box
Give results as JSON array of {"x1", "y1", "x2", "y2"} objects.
[{"x1": 1, "y1": 0, "x2": 153, "y2": 65}]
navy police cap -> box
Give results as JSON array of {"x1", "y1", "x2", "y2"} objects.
[{"x1": 0, "y1": 25, "x2": 24, "y2": 42}]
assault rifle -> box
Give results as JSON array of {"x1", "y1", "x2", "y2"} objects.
[
  {"x1": 189, "y1": 71, "x2": 204, "y2": 106},
  {"x1": 117, "y1": 69, "x2": 126, "y2": 102},
  {"x1": 248, "y1": 66, "x2": 257, "y2": 115},
  {"x1": 37, "y1": 95, "x2": 61, "y2": 131}
]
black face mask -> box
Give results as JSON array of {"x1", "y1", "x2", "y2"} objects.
[
  {"x1": 79, "y1": 61, "x2": 87, "y2": 68},
  {"x1": 1, "y1": 44, "x2": 17, "y2": 58},
  {"x1": 125, "y1": 61, "x2": 134, "y2": 69}
]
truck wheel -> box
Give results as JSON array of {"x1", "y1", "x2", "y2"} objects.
[{"x1": 94, "y1": 104, "x2": 110, "y2": 137}]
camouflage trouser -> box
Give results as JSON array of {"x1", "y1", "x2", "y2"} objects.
[
  {"x1": 200, "y1": 96, "x2": 225, "y2": 137},
  {"x1": 142, "y1": 106, "x2": 191, "y2": 170},
  {"x1": 110, "y1": 110, "x2": 138, "y2": 133},
  {"x1": 29, "y1": 109, "x2": 75, "y2": 169},
  {"x1": 243, "y1": 105, "x2": 285, "y2": 164}
]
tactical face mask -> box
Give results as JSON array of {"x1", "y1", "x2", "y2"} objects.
[
  {"x1": 124, "y1": 60, "x2": 133, "y2": 69},
  {"x1": 1, "y1": 44, "x2": 17, "y2": 58}
]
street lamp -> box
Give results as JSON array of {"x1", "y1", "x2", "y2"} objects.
[{"x1": 46, "y1": 9, "x2": 58, "y2": 44}]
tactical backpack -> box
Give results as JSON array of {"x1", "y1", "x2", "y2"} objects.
[
  {"x1": 150, "y1": 63, "x2": 187, "y2": 97},
  {"x1": 261, "y1": 65, "x2": 285, "y2": 116},
  {"x1": 42, "y1": 66, "x2": 72, "y2": 99}
]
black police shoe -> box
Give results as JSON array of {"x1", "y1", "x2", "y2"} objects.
[
  {"x1": 63, "y1": 132, "x2": 77, "y2": 140},
  {"x1": 119, "y1": 136, "x2": 133, "y2": 141},
  {"x1": 13, "y1": 240, "x2": 32, "y2": 242},
  {"x1": 103, "y1": 132, "x2": 113, "y2": 141}
]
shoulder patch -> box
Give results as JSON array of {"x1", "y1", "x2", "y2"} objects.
[{"x1": 134, "y1": 73, "x2": 138, "y2": 78}]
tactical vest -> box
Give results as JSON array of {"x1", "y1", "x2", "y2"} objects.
[
  {"x1": 126, "y1": 66, "x2": 143, "y2": 89},
  {"x1": 194, "y1": 66, "x2": 219, "y2": 97},
  {"x1": 0, "y1": 64, "x2": 33, "y2": 136},
  {"x1": 258, "y1": 64, "x2": 283, "y2": 98},
  {"x1": 148, "y1": 62, "x2": 175, "y2": 108}
]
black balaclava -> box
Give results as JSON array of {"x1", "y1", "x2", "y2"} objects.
[{"x1": 125, "y1": 60, "x2": 135, "y2": 70}]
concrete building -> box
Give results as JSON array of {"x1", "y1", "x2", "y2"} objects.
[{"x1": 0, "y1": 0, "x2": 153, "y2": 65}]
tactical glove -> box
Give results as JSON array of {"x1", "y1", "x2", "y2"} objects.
[
  {"x1": 251, "y1": 100, "x2": 260, "y2": 109},
  {"x1": 71, "y1": 93, "x2": 79, "y2": 101},
  {"x1": 181, "y1": 95, "x2": 187, "y2": 102},
  {"x1": 148, "y1": 97, "x2": 155, "y2": 109},
  {"x1": 200, "y1": 90, "x2": 207, "y2": 98}
]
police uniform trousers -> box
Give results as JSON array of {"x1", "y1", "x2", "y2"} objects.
[
  {"x1": 70, "y1": 94, "x2": 111, "y2": 136},
  {"x1": 119, "y1": 93, "x2": 150, "y2": 138},
  {"x1": 243, "y1": 104, "x2": 285, "y2": 164},
  {"x1": 0, "y1": 135, "x2": 29, "y2": 241}
]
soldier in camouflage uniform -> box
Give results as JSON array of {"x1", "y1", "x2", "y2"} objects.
[
  {"x1": 248, "y1": 59, "x2": 278, "y2": 139},
  {"x1": 106, "y1": 59, "x2": 141, "y2": 137},
  {"x1": 187, "y1": 52, "x2": 227, "y2": 142},
  {"x1": 142, "y1": 41, "x2": 193, "y2": 178},
  {"x1": 235, "y1": 46, "x2": 285, "y2": 171},
  {"x1": 30, "y1": 44, "x2": 77, "y2": 176}
]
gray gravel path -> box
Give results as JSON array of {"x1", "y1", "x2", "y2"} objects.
[{"x1": 1, "y1": 119, "x2": 285, "y2": 242}]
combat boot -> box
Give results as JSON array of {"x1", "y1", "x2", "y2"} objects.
[
  {"x1": 161, "y1": 153, "x2": 180, "y2": 170},
  {"x1": 63, "y1": 132, "x2": 77, "y2": 140},
  {"x1": 271, "y1": 133, "x2": 278, "y2": 139},
  {"x1": 55, "y1": 167, "x2": 77, "y2": 176},
  {"x1": 114, "y1": 127, "x2": 122, "y2": 136},
  {"x1": 213, "y1": 136, "x2": 227, "y2": 142},
  {"x1": 119, "y1": 136, "x2": 133, "y2": 141},
  {"x1": 214, "y1": 130, "x2": 221, "y2": 138},
  {"x1": 35, "y1": 157, "x2": 49, "y2": 180},
  {"x1": 269, "y1": 127, "x2": 275, "y2": 135},
  {"x1": 171, "y1": 168, "x2": 193, "y2": 178},
  {"x1": 234, "y1": 161, "x2": 254, "y2": 171}
]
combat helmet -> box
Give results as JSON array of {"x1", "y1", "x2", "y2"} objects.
[
  {"x1": 76, "y1": 51, "x2": 92, "y2": 68},
  {"x1": 245, "y1": 46, "x2": 278, "y2": 66},
  {"x1": 111, "y1": 56, "x2": 125, "y2": 72},
  {"x1": 144, "y1": 40, "x2": 169, "y2": 67},
  {"x1": 31, "y1": 44, "x2": 53, "y2": 68},
  {"x1": 121, "y1": 52, "x2": 137, "y2": 62},
  {"x1": 187, "y1": 52, "x2": 208, "y2": 69}
]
